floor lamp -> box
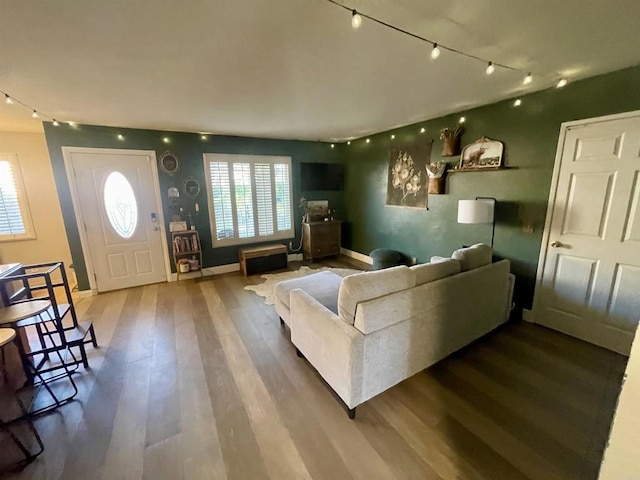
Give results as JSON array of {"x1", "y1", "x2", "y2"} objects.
[{"x1": 457, "y1": 197, "x2": 496, "y2": 247}]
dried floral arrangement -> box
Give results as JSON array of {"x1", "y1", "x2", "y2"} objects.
[
  {"x1": 439, "y1": 125, "x2": 463, "y2": 141},
  {"x1": 426, "y1": 161, "x2": 447, "y2": 178},
  {"x1": 439, "y1": 125, "x2": 464, "y2": 157}
]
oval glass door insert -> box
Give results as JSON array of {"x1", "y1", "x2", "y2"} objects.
[{"x1": 104, "y1": 171, "x2": 138, "y2": 238}]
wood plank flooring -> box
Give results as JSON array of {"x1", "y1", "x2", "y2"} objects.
[{"x1": 1, "y1": 257, "x2": 627, "y2": 480}]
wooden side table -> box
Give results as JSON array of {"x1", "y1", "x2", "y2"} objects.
[{"x1": 0, "y1": 327, "x2": 45, "y2": 470}]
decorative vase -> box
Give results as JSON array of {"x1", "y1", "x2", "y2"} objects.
[
  {"x1": 428, "y1": 177, "x2": 446, "y2": 194},
  {"x1": 442, "y1": 137, "x2": 460, "y2": 157}
]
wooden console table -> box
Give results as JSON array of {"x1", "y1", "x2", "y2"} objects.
[
  {"x1": 239, "y1": 244, "x2": 288, "y2": 276},
  {"x1": 302, "y1": 221, "x2": 342, "y2": 261}
]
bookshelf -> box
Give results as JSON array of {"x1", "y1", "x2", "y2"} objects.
[{"x1": 171, "y1": 230, "x2": 203, "y2": 281}]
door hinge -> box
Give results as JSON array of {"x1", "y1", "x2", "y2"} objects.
[
  {"x1": 93, "y1": 273, "x2": 97, "y2": 282},
  {"x1": 83, "y1": 221, "x2": 88, "y2": 233}
]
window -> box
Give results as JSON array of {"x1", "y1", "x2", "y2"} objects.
[
  {"x1": 0, "y1": 154, "x2": 35, "y2": 241},
  {"x1": 204, "y1": 154, "x2": 293, "y2": 246},
  {"x1": 103, "y1": 171, "x2": 138, "y2": 239}
]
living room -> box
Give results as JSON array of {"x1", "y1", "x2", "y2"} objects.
[{"x1": 1, "y1": 1, "x2": 639, "y2": 479}]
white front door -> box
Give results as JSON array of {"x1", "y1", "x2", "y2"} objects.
[
  {"x1": 533, "y1": 113, "x2": 640, "y2": 355},
  {"x1": 66, "y1": 149, "x2": 168, "y2": 292}
]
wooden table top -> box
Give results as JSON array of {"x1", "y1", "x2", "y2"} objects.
[
  {"x1": 0, "y1": 300, "x2": 51, "y2": 325},
  {"x1": 0, "y1": 328, "x2": 16, "y2": 347}
]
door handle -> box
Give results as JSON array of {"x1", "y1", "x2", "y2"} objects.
[
  {"x1": 550, "y1": 240, "x2": 563, "y2": 248},
  {"x1": 153, "y1": 226, "x2": 159, "y2": 231}
]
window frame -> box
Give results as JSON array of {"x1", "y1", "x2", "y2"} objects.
[
  {"x1": 0, "y1": 153, "x2": 36, "y2": 242},
  {"x1": 203, "y1": 153, "x2": 294, "y2": 247}
]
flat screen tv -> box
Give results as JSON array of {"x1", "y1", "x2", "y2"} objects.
[{"x1": 300, "y1": 163, "x2": 343, "y2": 191}]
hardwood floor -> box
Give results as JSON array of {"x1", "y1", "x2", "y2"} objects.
[{"x1": 1, "y1": 257, "x2": 627, "y2": 480}]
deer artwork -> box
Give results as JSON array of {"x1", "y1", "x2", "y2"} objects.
[{"x1": 467, "y1": 146, "x2": 488, "y2": 166}]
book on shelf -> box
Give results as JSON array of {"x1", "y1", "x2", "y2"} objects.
[{"x1": 173, "y1": 235, "x2": 197, "y2": 253}]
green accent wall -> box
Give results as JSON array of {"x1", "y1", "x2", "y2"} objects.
[
  {"x1": 340, "y1": 65, "x2": 640, "y2": 312},
  {"x1": 43, "y1": 125, "x2": 341, "y2": 290}
]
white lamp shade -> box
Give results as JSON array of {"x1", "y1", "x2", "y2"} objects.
[{"x1": 457, "y1": 199, "x2": 495, "y2": 224}]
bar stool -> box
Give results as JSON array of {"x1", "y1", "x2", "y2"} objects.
[
  {"x1": 0, "y1": 328, "x2": 44, "y2": 470},
  {"x1": 0, "y1": 301, "x2": 78, "y2": 416}
]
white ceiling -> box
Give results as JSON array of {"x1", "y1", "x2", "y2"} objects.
[{"x1": 1, "y1": 0, "x2": 639, "y2": 141}]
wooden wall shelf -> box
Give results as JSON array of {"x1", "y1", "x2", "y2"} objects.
[{"x1": 448, "y1": 166, "x2": 516, "y2": 173}]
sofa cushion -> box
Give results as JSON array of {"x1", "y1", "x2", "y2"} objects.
[
  {"x1": 274, "y1": 271, "x2": 343, "y2": 314},
  {"x1": 338, "y1": 265, "x2": 415, "y2": 325},
  {"x1": 451, "y1": 243, "x2": 492, "y2": 271},
  {"x1": 410, "y1": 259, "x2": 461, "y2": 285}
]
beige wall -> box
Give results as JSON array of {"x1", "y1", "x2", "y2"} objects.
[
  {"x1": 599, "y1": 326, "x2": 640, "y2": 479},
  {"x1": 0, "y1": 130, "x2": 72, "y2": 270}
]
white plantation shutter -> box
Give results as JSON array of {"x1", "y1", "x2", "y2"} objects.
[
  {"x1": 209, "y1": 162, "x2": 235, "y2": 240},
  {"x1": 0, "y1": 156, "x2": 34, "y2": 241},
  {"x1": 274, "y1": 163, "x2": 291, "y2": 232},
  {"x1": 255, "y1": 163, "x2": 274, "y2": 236},
  {"x1": 233, "y1": 163, "x2": 254, "y2": 238},
  {"x1": 204, "y1": 154, "x2": 293, "y2": 246}
]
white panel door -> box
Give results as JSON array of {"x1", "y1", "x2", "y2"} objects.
[
  {"x1": 534, "y1": 114, "x2": 640, "y2": 354},
  {"x1": 69, "y1": 150, "x2": 167, "y2": 292}
]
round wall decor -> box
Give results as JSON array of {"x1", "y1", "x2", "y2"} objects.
[
  {"x1": 159, "y1": 151, "x2": 180, "y2": 175},
  {"x1": 183, "y1": 177, "x2": 201, "y2": 197}
]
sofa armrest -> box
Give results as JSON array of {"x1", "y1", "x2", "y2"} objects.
[
  {"x1": 290, "y1": 288, "x2": 364, "y2": 408},
  {"x1": 290, "y1": 288, "x2": 362, "y2": 350}
]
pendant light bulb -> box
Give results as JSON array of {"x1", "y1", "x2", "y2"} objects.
[
  {"x1": 53, "y1": 119, "x2": 59, "y2": 126},
  {"x1": 430, "y1": 43, "x2": 441, "y2": 60},
  {"x1": 351, "y1": 10, "x2": 362, "y2": 29},
  {"x1": 557, "y1": 78, "x2": 568, "y2": 88},
  {"x1": 523, "y1": 73, "x2": 532, "y2": 85},
  {"x1": 32, "y1": 110, "x2": 39, "y2": 118},
  {"x1": 485, "y1": 62, "x2": 495, "y2": 75},
  {"x1": 4, "y1": 94, "x2": 13, "y2": 104},
  {"x1": 513, "y1": 99, "x2": 522, "y2": 107}
]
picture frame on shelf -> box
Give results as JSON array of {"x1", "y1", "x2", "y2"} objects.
[{"x1": 459, "y1": 137, "x2": 504, "y2": 170}]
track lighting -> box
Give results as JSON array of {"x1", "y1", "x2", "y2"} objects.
[{"x1": 523, "y1": 73, "x2": 532, "y2": 85}]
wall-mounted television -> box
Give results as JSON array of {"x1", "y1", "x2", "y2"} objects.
[{"x1": 300, "y1": 162, "x2": 343, "y2": 191}]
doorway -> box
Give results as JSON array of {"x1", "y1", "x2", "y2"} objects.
[
  {"x1": 533, "y1": 111, "x2": 640, "y2": 355},
  {"x1": 63, "y1": 147, "x2": 170, "y2": 292}
]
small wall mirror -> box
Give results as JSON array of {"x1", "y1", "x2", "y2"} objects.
[
  {"x1": 159, "y1": 151, "x2": 180, "y2": 175},
  {"x1": 183, "y1": 177, "x2": 201, "y2": 197}
]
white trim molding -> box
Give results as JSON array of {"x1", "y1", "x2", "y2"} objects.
[{"x1": 340, "y1": 247, "x2": 373, "y2": 265}]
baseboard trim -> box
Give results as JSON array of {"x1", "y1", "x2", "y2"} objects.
[
  {"x1": 340, "y1": 247, "x2": 373, "y2": 265},
  {"x1": 77, "y1": 289, "x2": 97, "y2": 298},
  {"x1": 169, "y1": 254, "x2": 302, "y2": 281},
  {"x1": 522, "y1": 308, "x2": 533, "y2": 323}
]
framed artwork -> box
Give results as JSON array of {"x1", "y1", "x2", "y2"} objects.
[
  {"x1": 159, "y1": 151, "x2": 180, "y2": 175},
  {"x1": 386, "y1": 140, "x2": 432, "y2": 209},
  {"x1": 183, "y1": 177, "x2": 201, "y2": 197},
  {"x1": 459, "y1": 137, "x2": 504, "y2": 169}
]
